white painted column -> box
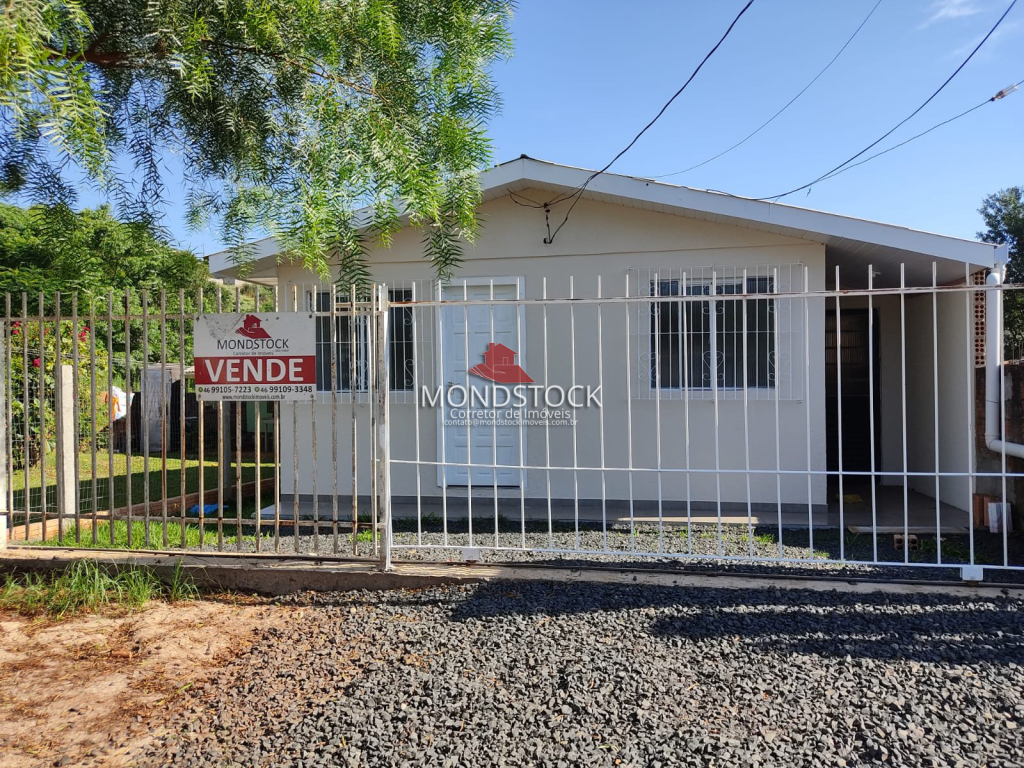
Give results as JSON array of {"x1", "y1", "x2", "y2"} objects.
[{"x1": 57, "y1": 364, "x2": 76, "y2": 523}]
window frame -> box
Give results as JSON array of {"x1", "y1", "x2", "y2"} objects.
[
  {"x1": 649, "y1": 276, "x2": 776, "y2": 392},
  {"x1": 310, "y1": 288, "x2": 415, "y2": 394}
]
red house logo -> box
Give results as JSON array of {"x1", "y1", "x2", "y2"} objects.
[
  {"x1": 469, "y1": 343, "x2": 534, "y2": 384},
  {"x1": 236, "y1": 314, "x2": 272, "y2": 340}
]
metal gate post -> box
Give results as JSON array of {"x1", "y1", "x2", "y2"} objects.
[
  {"x1": 374, "y1": 285, "x2": 392, "y2": 571},
  {"x1": 0, "y1": 309, "x2": 6, "y2": 550}
]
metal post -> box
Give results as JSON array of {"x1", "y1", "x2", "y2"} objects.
[
  {"x1": 124, "y1": 289, "x2": 133, "y2": 547},
  {"x1": 141, "y1": 289, "x2": 151, "y2": 546},
  {"x1": 234, "y1": 286, "x2": 243, "y2": 551},
  {"x1": 375, "y1": 285, "x2": 392, "y2": 571},
  {"x1": 197, "y1": 286, "x2": 205, "y2": 549},
  {"x1": 0, "y1": 304, "x2": 6, "y2": 548},
  {"x1": 71, "y1": 295, "x2": 81, "y2": 543},
  {"x1": 254, "y1": 284, "x2": 263, "y2": 553},
  {"x1": 350, "y1": 285, "x2": 358, "y2": 553}
]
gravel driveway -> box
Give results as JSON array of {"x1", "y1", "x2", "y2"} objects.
[
  {"x1": 144, "y1": 581, "x2": 1024, "y2": 767},
  {"x1": 201, "y1": 520, "x2": 1024, "y2": 583}
]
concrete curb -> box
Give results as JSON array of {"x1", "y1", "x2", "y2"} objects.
[
  {"x1": 0, "y1": 548, "x2": 481, "y2": 595},
  {"x1": 3, "y1": 546, "x2": 1024, "y2": 599}
]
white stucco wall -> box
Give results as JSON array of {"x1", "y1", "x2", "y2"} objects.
[
  {"x1": 904, "y1": 291, "x2": 975, "y2": 509},
  {"x1": 271, "y1": 191, "x2": 834, "y2": 512},
  {"x1": 268, "y1": 192, "x2": 976, "y2": 515}
]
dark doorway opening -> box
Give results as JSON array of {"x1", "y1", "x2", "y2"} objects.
[{"x1": 826, "y1": 309, "x2": 881, "y2": 493}]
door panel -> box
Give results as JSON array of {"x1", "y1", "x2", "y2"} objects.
[{"x1": 441, "y1": 282, "x2": 522, "y2": 486}]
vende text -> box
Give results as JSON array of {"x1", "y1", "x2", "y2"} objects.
[{"x1": 194, "y1": 356, "x2": 316, "y2": 384}]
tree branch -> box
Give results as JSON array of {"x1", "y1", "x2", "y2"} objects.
[{"x1": 45, "y1": 36, "x2": 378, "y2": 100}]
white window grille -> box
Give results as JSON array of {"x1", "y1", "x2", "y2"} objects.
[
  {"x1": 632, "y1": 265, "x2": 805, "y2": 400},
  {"x1": 310, "y1": 283, "x2": 430, "y2": 399}
]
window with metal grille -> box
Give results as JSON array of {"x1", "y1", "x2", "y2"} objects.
[
  {"x1": 650, "y1": 277, "x2": 774, "y2": 390},
  {"x1": 312, "y1": 289, "x2": 414, "y2": 392}
]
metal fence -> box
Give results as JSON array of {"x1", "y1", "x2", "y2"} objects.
[
  {"x1": 1, "y1": 264, "x2": 1023, "y2": 581},
  {"x1": 0, "y1": 284, "x2": 389, "y2": 562}
]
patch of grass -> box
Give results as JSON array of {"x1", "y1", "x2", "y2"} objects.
[
  {"x1": 914, "y1": 536, "x2": 974, "y2": 564},
  {"x1": 355, "y1": 528, "x2": 374, "y2": 544},
  {"x1": 167, "y1": 560, "x2": 200, "y2": 602},
  {"x1": 1, "y1": 572, "x2": 47, "y2": 614},
  {"x1": 753, "y1": 532, "x2": 776, "y2": 546},
  {"x1": 11, "y1": 451, "x2": 274, "y2": 525},
  {"x1": 0, "y1": 558, "x2": 198, "y2": 619},
  {"x1": 419, "y1": 513, "x2": 444, "y2": 528},
  {"x1": 41, "y1": 519, "x2": 268, "y2": 550}
]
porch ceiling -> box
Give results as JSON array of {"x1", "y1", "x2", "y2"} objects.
[{"x1": 823, "y1": 241, "x2": 980, "y2": 289}]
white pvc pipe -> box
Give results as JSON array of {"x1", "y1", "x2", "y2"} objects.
[{"x1": 985, "y1": 246, "x2": 1024, "y2": 460}]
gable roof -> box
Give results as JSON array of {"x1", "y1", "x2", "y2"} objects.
[{"x1": 210, "y1": 156, "x2": 998, "y2": 287}]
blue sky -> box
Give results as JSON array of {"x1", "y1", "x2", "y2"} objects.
[{"x1": 92, "y1": 0, "x2": 1024, "y2": 254}]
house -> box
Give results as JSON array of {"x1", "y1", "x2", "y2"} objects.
[{"x1": 210, "y1": 156, "x2": 1010, "y2": 530}]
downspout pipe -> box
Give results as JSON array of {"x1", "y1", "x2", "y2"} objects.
[{"x1": 984, "y1": 243, "x2": 1024, "y2": 460}]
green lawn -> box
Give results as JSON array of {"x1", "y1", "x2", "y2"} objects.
[
  {"x1": 41, "y1": 518, "x2": 274, "y2": 550},
  {"x1": 11, "y1": 450, "x2": 275, "y2": 521}
]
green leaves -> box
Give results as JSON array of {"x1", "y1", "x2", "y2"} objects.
[
  {"x1": 1, "y1": 0, "x2": 513, "y2": 280},
  {"x1": 0, "y1": 202, "x2": 208, "y2": 298},
  {"x1": 978, "y1": 186, "x2": 1024, "y2": 346}
]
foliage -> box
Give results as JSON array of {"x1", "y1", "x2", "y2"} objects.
[
  {"x1": 0, "y1": 201, "x2": 275, "y2": 367},
  {"x1": 0, "y1": 203, "x2": 207, "y2": 298},
  {"x1": 9, "y1": 318, "x2": 109, "y2": 469},
  {"x1": 0, "y1": 0, "x2": 514, "y2": 284},
  {"x1": 102, "y1": 279, "x2": 273, "y2": 374},
  {"x1": 0, "y1": 558, "x2": 197, "y2": 619},
  {"x1": 978, "y1": 186, "x2": 1024, "y2": 346}
]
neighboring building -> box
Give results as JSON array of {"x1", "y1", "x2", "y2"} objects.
[{"x1": 210, "y1": 156, "x2": 1003, "y2": 525}]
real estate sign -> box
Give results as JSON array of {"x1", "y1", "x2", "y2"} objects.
[{"x1": 194, "y1": 313, "x2": 316, "y2": 402}]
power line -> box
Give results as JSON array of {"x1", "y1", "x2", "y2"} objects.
[
  {"x1": 809, "y1": 80, "x2": 1021, "y2": 185},
  {"x1": 539, "y1": 0, "x2": 757, "y2": 243},
  {"x1": 652, "y1": 0, "x2": 884, "y2": 181},
  {"x1": 756, "y1": 0, "x2": 1018, "y2": 201},
  {"x1": 707, "y1": 80, "x2": 1021, "y2": 203}
]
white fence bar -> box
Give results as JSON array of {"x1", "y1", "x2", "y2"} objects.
[
  {"x1": 931, "y1": 264, "x2": 942, "y2": 565},
  {"x1": 867, "y1": 265, "x2": 878, "y2": 562},
  {"x1": 803, "y1": 267, "x2": 814, "y2": 558},
  {"x1": 964, "y1": 265, "x2": 976, "y2": 566},
  {"x1": 375, "y1": 285, "x2": 391, "y2": 571},
  {"x1": 900, "y1": 265, "x2": 909, "y2": 565},
  {"x1": 835, "y1": 267, "x2": 845, "y2": 561}
]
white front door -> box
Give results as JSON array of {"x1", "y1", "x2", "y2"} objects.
[{"x1": 440, "y1": 281, "x2": 523, "y2": 486}]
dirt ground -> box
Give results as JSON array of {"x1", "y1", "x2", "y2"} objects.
[{"x1": 0, "y1": 598, "x2": 294, "y2": 768}]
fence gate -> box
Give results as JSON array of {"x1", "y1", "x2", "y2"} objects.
[{"x1": 0, "y1": 284, "x2": 392, "y2": 567}]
